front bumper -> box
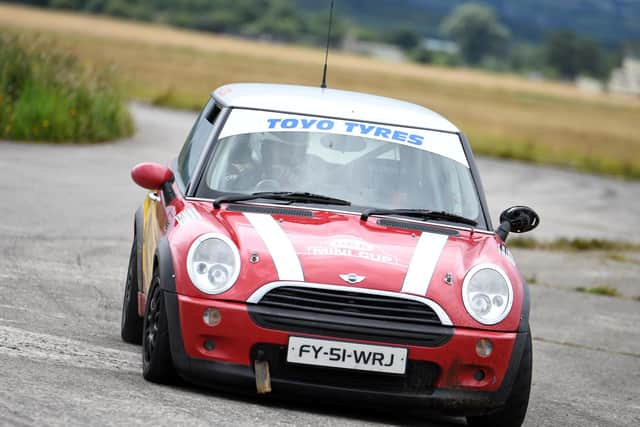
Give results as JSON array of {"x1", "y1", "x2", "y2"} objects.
[{"x1": 164, "y1": 291, "x2": 528, "y2": 415}]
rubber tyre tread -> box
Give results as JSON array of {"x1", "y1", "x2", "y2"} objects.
[
  {"x1": 467, "y1": 330, "x2": 532, "y2": 427},
  {"x1": 121, "y1": 240, "x2": 143, "y2": 344},
  {"x1": 142, "y1": 273, "x2": 176, "y2": 384}
]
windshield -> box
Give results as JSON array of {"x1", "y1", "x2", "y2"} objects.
[{"x1": 196, "y1": 109, "x2": 483, "y2": 224}]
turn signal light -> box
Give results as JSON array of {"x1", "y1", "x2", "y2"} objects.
[
  {"x1": 203, "y1": 307, "x2": 222, "y2": 326},
  {"x1": 476, "y1": 338, "x2": 493, "y2": 357}
]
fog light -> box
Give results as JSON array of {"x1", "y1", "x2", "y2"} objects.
[
  {"x1": 476, "y1": 338, "x2": 493, "y2": 357},
  {"x1": 474, "y1": 369, "x2": 486, "y2": 381},
  {"x1": 203, "y1": 307, "x2": 222, "y2": 326},
  {"x1": 203, "y1": 339, "x2": 215, "y2": 351}
]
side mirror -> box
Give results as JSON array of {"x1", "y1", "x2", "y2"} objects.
[
  {"x1": 131, "y1": 163, "x2": 174, "y2": 190},
  {"x1": 495, "y1": 206, "x2": 540, "y2": 241}
]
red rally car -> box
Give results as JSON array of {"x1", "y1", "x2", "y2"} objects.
[{"x1": 120, "y1": 83, "x2": 539, "y2": 427}]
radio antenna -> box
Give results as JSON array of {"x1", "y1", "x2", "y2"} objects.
[{"x1": 320, "y1": 0, "x2": 335, "y2": 89}]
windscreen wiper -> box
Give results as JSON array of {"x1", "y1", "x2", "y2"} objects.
[
  {"x1": 213, "y1": 192, "x2": 351, "y2": 209},
  {"x1": 360, "y1": 208, "x2": 478, "y2": 226}
]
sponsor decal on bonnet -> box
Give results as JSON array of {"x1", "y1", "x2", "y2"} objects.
[
  {"x1": 499, "y1": 243, "x2": 517, "y2": 266},
  {"x1": 305, "y1": 235, "x2": 400, "y2": 266},
  {"x1": 175, "y1": 207, "x2": 202, "y2": 225}
]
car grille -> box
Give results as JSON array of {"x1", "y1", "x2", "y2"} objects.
[
  {"x1": 251, "y1": 343, "x2": 440, "y2": 394},
  {"x1": 248, "y1": 286, "x2": 453, "y2": 347}
]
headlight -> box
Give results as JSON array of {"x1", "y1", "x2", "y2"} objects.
[
  {"x1": 462, "y1": 264, "x2": 513, "y2": 325},
  {"x1": 187, "y1": 233, "x2": 240, "y2": 294}
]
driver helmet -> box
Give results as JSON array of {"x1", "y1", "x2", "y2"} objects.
[{"x1": 249, "y1": 131, "x2": 309, "y2": 167}]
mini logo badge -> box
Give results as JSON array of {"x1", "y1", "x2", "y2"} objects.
[{"x1": 339, "y1": 273, "x2": 366, "y2": 284}]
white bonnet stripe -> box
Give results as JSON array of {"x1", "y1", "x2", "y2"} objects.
[
  {"x1": 401, "y1": 233, "x2": 448, "y2": 296},
  {"x1": 244, "y1": 213, "x2": 304, "y2": 281}
]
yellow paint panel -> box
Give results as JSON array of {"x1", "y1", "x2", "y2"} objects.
[{"x1": 141, "y1": 193, "x2": 159, "y2": 294}]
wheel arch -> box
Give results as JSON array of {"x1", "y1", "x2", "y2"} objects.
[
  {"x1": 519, "y1": 281, "x2": 531, "y2": 333},
  {"x1": 152, "y1": 236, "x2": 190, "y2": 372},
  {"x1": 154, "y1": 237, "x2": 177, "y2": 293}
]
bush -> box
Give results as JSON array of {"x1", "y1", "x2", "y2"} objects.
[
  {"x1": 0, "y1": 32, "x2": 133, "y2": 143},
  {"x1": 410, "y1": 47, "x2": 432, "y2": 64}
]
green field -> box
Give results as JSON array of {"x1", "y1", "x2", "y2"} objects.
[{"x1": 1, "y1": 4, "x2": 639, "y2": 178}]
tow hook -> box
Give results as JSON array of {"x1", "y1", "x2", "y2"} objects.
[{"x1": 254, "y1": 350, "x2": 272, "y2": 394}]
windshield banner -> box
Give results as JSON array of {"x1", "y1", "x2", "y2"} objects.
[{"x1": 219, "y1": 109, "x2": 469, "y2": 167}]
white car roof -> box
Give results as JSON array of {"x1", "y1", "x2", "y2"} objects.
[{"x1": 212, "y1": 83, "x2": 460, "y2": 133}]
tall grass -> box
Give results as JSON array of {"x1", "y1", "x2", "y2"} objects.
[{"x1": 0, "y1": 32, "x2": 133, "y2": 143}]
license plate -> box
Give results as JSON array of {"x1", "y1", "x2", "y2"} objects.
[{"x1": 286, "y1": 336, "x2": 407, "y2": 374}]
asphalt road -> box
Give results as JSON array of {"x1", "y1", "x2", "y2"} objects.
[{"x1": 1, "y1": 104, "x2": 639, "y2": 426}]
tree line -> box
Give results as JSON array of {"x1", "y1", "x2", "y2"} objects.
[
  {"x1": 369, "y1": 3, "x2": 623, "y2": 81},
  {"x1": 7, "y1": 0, "x2": 346, "y2": 44},
  {"x1": 7, "y1": 0, "x2": 626, "y2": 80}
]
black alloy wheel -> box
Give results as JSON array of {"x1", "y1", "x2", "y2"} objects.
[{"x1": 142, "y1": 271, "x2": 176, "y2": 384}]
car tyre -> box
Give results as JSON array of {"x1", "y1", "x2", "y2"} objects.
[
  {"x1": 466, "y1": 328, "x2": 532, "y2": 427},
  {"x1": 142, "y1": 271, "x2": 176, "y2": 384},
  {"x1": 121, "y1": 239, "x2": 142, "y2": 344}
]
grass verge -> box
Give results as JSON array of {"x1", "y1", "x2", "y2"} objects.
[
  {"x1": 0, "y1": 32, "x2": 133, "y2": 143},
  {"x1": 605, "y1": 253, "x2": 640, "y2": 264},
  {"x1": 574, "y1": 286, "x2": 620, "y2": 297},
  {"x1": 508, "y1": 237, "x2": 640, "y2": 252}
]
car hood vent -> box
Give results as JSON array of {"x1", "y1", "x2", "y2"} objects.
[
  {"x1": 377, "y1": 219, "x2": 459, "y2": 236},
  {"x1": 227, "y1": 204, "x2": 313, "y2": 217}
]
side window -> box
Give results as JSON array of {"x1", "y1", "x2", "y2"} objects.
[{"x1": 178, "y1": 101, "x2": 222, "y2": 186}]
